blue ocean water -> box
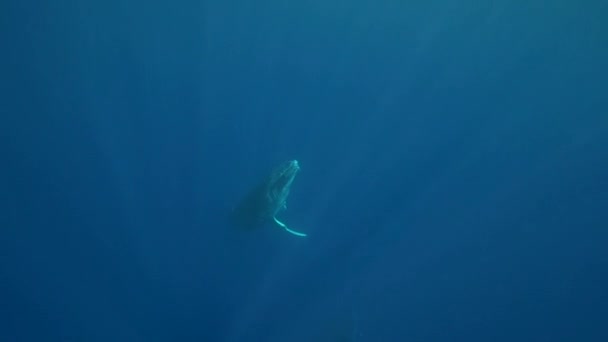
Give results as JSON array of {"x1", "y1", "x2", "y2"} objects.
[{"x1": 1, "y1": 0, "x2": 607, "y2": 341}]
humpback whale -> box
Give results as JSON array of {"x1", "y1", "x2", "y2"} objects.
[{"x1": 232, "y1": 160, "x2": 307, "y2": 237}]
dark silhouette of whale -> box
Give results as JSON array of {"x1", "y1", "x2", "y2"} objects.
[{"x1": 232, "y1": 160, "x2": 307, "y2": 237}]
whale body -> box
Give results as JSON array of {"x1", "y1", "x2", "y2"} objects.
[{"x1": 232, "y1": 160, "x2": 307, "y2": 237}]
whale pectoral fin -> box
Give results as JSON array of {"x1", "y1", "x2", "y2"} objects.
[{"x1": 273, "y1": 217, "x2": 307, "y2": 237}]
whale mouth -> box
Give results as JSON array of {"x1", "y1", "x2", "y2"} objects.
[
  {"x1": 271, "y1": 160, "x2": 299, "y2": 188},
  {"x1": 265, "y1": 160, "x2": 299, "y2": 208}
]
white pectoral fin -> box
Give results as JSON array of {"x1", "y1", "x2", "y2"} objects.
[{"x1": 273, "y1": 217, "x2": 307, "y2": 237}]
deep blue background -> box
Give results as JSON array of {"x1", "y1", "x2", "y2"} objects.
[{"x1": 1, "y1": 0, "x2": 607, "y2": 341}]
